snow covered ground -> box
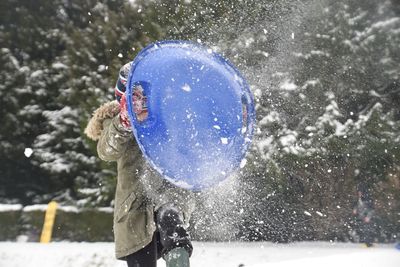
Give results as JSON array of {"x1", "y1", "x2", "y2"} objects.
[{"x1": 0, "y1": 241, "x2": 399, "y2": 267}]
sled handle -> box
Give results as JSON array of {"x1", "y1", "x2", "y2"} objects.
[{"x1": 241, "y1": 88, "x2": 256, "y2": 145}]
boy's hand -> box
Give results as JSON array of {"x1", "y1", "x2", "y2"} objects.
[{"x1": 119, "y1": 94, "x2": 131, "y2": 129}]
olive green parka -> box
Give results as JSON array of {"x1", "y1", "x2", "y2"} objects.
[{"x1": 85, "y1": 101, "x2": 194, "y2": 259}]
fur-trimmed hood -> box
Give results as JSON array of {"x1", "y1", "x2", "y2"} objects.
[{"x1": 85, "y1": 100, "x2": 120, "y2": 141}]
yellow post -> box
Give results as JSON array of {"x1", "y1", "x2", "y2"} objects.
[{"x1": 40, "y1": 201, "x2": 58, "y2": 243}]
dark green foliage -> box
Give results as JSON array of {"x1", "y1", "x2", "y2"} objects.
[
  {"x1": 0, "y1": 208, "x2": 22, "y2": 241},
  {"x1": 52, "y1": 209, "x2": 113, "y2": 242},
  {"x1": 19, "y1": 209, "x2": 44, "y2": 242},
  {"x1": 3, "y1": 206, "x2": 113, "y2": 242}
]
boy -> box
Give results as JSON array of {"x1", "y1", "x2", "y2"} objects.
[{"x1": 85, "y1": 62, "x2": 194, "y2": 266}]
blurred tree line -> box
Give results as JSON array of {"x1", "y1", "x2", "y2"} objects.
[{"x1": 0, "y1": 0, "x2": 399, "y2": 242}]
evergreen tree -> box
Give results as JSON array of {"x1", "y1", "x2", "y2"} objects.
[
  {"x1": 0, "y1": 0, "x2": 70, "y2": 204},
  {"x1": 248, "y1": 0, "x2": 400, "y2": 241}
]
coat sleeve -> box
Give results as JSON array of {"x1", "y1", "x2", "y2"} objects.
[{"x1": 97, "y1": 116, "x2": 133, "y2": 162}]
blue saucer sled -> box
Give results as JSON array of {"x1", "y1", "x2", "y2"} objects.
[{"x1": 126, "y1": 40, "x2": 255, "y2": 191}]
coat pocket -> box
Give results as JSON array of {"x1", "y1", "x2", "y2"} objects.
[{"x1": 115, "y1": 192, "x2": 142, "y2": 222}]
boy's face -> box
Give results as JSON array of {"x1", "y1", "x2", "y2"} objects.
[{"x1": 133, "y1": 85, "x2": 148, "y2": 122}]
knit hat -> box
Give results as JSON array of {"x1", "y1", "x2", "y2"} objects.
[{"x1": 115, "y1": 62, "x2": 132, "y2": 102}]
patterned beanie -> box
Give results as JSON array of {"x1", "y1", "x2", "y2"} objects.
[{"x1": 115, "y1": 62, "x2": 132, "y2": 102}]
